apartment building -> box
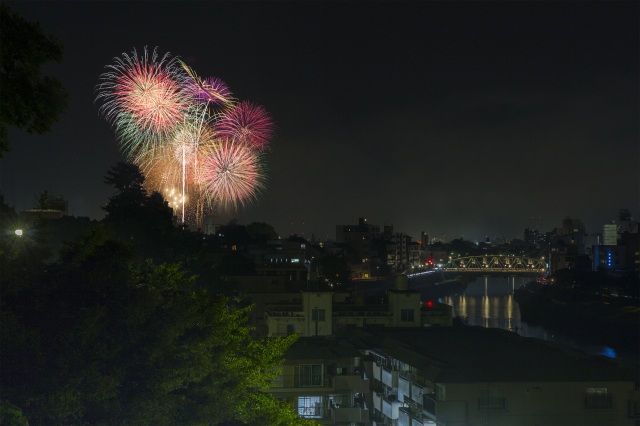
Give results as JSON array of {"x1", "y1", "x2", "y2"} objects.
[
  {"x1": 350, "y1": 327, "x2": 639, "y2": 426},
  {"x1": 269, "y1": 338, "x2": 370, "y2": 425},
  {"x1": 264, "y1": 289, "x2": 452, "y2": 338}
]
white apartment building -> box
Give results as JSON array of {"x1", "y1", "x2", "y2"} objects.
[{"x1": 351, "y1": 327, "x2": 639, "y2": 426}]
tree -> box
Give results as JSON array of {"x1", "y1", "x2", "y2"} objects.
[
  {"x1": 0, "y1": 3, "x2": 69, "y2": 157},
  {"x1": 246, "y1": 221, "x2": 279, "y2": 242},
  {"x1": 102, "y1": 162, "x2": 177, "y2": 260},
  {"x1": 0, "y1": 225, "x2": 309, "y2": 424}
]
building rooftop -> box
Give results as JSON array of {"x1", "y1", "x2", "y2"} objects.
[
  {"x1": 342, "y1": 327, "x2": 638, "y2": 383},
  {"x1": 284, "y1": 337, "x2": 362, "y2": 361}
]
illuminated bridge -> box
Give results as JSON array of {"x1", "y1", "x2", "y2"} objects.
[{"x1": 441, "y1": 255, "x2": 547, "y2": 274}]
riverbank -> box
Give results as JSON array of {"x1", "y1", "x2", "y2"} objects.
[{"x1": 514, "y1": 281, "x2": 640, "y2": 356}]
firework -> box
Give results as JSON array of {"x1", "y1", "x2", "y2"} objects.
[
  {"x1": 199, "y1": 138, "x2": 266, "y2": 210},
  {"x1": 96, "y1": 46, "x2": 192, "y2": 157},
  {"x1": 215, "y1": 101, "x2": 274, "y2": 150},
  {"x1": 182, "y1": 62, "x2": 233, "y2": 106},
  {"x1": 136, "y1": 109, "x2": 214, "y2": 222},
  {"x1": 97, "y1": 47, "x2": 273, "y2": 223}
]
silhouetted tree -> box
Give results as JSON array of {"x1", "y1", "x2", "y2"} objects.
[
  {"x1": 0, "y1": 3, "x2": 68, "y2": 157},
  {"x1": 246, "y1": 221, "x2": 278, "y2": 242},
  {"x1": 102, "y1": 163, "x2": 176, "y2": 260}
]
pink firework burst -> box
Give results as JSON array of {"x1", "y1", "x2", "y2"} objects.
[
  {"x1": 215, "y1": 101, "x2": 274, "y2": 150},
  {"x1": 199, "y1": 139, "x2": 266, "y2": 210},
  {"x1": 96, "y1": 47, "x2": 190, "y2": 147}
]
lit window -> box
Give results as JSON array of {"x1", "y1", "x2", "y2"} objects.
[{"x1": 298, "y1": 396, "x2": 323, "y2": 418}]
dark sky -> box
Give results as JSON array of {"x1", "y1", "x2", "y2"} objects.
[{"x1": 1, "y1": 1, "x2": 638, "y2": 242}]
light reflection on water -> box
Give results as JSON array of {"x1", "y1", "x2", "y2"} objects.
[{"x1": 439, "y1": 275, "x2": 633, "y2": 363}]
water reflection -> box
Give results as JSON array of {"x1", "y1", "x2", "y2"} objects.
[{"x1": 440, "y1": 275, "x2": 633, "y2": 362}]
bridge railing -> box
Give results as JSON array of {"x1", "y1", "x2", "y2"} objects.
[{"x1": 442, "y1": 255, "x2": 547, "y2": 273}]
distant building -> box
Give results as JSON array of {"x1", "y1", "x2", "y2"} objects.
[
  {"x1": 265, "y1": 279, "x2": 453, "y2": 338},
  {"x1": 604, "y1": 223, "x2": 618, "y2": 246},
  {"x1": 336, "y1": 217, "x2": 380, "y2": 244},
  {"x1": 202, "y1": 215, "x2": 221, "y2": 235},
  {"x1": 20, "y1": 194, "x2": 69, "y2": 222},
  {"x1": 389, "y1": 232, "x2": 420, "y2": 270},
  {"x1": 594, "y1": 210, "x2": 639, "y2": 273},
  {"x1": 336, "y1": 218, "x2": 395, "y2": 278},
  {"x1": 547, "y1": 216, "x2": 589, "y2": 272}
]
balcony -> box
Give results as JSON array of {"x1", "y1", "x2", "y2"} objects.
[
  {"x1": 382, "y1": 397, "x2": 402, "y2": 420},
  {"x1": 331, "y1": 406, "x2": 370, "y2": 423},
  {"x1": 411, "y1": 383, "x2": 425, "y2": 404},
  {"x1": 382, "y1": 366, "x2": 398, "y2": 388},
  {"x1": 399, "y1": 406, "x2": 426, "y2": 426},
  {"x1": 423, "y1": 393, "x2": 436, "y2": 416}
]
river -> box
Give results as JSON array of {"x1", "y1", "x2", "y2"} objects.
[{"x1": 438, "y1": 275, "x2": 637, "y2": 364}]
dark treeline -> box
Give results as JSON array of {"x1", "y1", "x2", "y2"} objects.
[
  {"x1": 515, "y1": 267, "x2": 640, "y2": 355},
  {"x1": 0, "y1": 163, "x2": 314, "y2": 425}
]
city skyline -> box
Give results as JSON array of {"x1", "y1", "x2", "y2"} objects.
[{"x1": 1, "y1": 1, "x2": 638, "y2": 242}]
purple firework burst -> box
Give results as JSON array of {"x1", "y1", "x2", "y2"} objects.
[{"x1": 191, "y1": 76, "x2": 233, "y2": 105}]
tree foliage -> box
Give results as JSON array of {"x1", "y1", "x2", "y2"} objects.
[
  {"x1": 102, "y1": 162, "x2": 177, "y2": 259},
  {"x1": 0, "y1": 225, "x2": 307, "y2": 424},
  {"x1": 0, "y1": 3, "x2": 69, "y2": 157}
]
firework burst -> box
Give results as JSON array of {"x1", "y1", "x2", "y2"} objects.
[
  {"x1": 136, "y1": 110, "x2": 214, "y2": 222},
  {"x1": 199, "y1": 138, "x2": 266, "y2": 210},
  {"x1": 97, "y1": 47, "x2": 274, "y2": 224},
  {"x1": 96, "y1": 46, "x2": 192, "y2": 157},
  {"x1": 215, "y1": 101, "x2": 274, "y2": 150},
  {"x1": 182, "y1": 62, "x2": 233, "y2": 106}
]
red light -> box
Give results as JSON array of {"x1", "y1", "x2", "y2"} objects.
[{"x1": 426, "y1": 301, "x2": 434, "y2": 308}]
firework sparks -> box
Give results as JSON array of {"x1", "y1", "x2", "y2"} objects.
[
  {"x1": 96, "y1": 46, "x2": 191, "y2": 156},
  {"x1": 182, "y1": 62, "x2": 233, "y2": 106},
  {"x1": 215, "y1": 101, "x2": 274, "y2": 150},
  {"x1": 200, "y1": 139, "x2": 266, "y2": 210},
  {"x1": 97, "y1": 47, "x2": 273, "y2": 223}
]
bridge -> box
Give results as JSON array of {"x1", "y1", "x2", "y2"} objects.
[{"x1": 441, "y1": 255, "x2": 547, "y2": 274}]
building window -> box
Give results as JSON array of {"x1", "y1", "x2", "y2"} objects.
[
  {"x1": 312, "y1": 308, "x2": 326, "y2": 322},
  {"x1": 298, "y1": 396, "x2": 323, "y2": 418},
  {"x1": 401, "y1": 309, "x2": 415, "y2": 322},
  {"x1": 478, "y1": 389, "x2": 506, "y2": 410},
  {"x1": 585, "y1": 388, "x2": 612, "y2": 409},
  {"x1": 300, "y1": 364, "x2": 323, "y2": 386}
]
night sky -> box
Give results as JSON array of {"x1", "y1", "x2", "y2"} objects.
[{"x1": 1, "y1": 1, "x2": 638, "y2": 242}]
